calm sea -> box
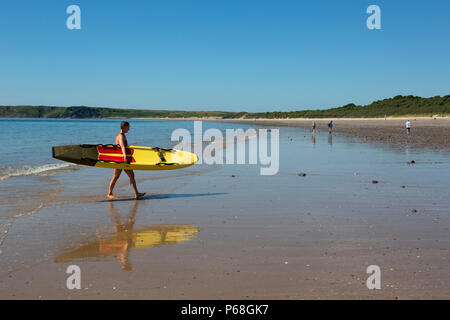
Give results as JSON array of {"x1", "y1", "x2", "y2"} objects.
[{"x1": 0, "y1": 118, "x2": 256, "y2": 180}]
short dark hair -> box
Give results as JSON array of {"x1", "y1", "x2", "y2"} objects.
[{"x1": 120, "y1": 121, "x2": 130, "y2": 130}]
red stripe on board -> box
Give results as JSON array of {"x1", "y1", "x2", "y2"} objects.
[
  {"x1": 98, "y1": 154, "x2": 136, "y2": 163},
  {"x1": 97, "y1": 145, "x2": 134, "y2": 155}
]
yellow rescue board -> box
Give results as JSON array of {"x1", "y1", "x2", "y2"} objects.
[{"x1": 52, "y1": 144, "x2": 198, "y2": 170}]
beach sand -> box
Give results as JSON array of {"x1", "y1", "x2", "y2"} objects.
[
  {"x1": 218, "y1": 118, "x2": 450, "y2": 151},
  {"x1": 1, "y1": 119, "x2": 450, "y2": 300}
]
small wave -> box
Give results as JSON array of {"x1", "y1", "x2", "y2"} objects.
[{"x1": 0, "y1": 163, "x2": 80, "y2": 181}]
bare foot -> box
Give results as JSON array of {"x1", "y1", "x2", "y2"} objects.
[
  {"x1": 135, "y1": 192, "x2": 146, "y2": 200},
  {"x1": 107, "y1": 194, "x2": 118, "y2": 200}
]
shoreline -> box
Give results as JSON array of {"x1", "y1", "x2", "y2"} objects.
[
  {"x1": 118, "y1": 116, "x2": 450, "y2": 121},
  {"x1": 4, "y1": 116, "x2": 450, "y2": 151},
  {"x1": 213, "y1": 118, "x2": 450, "y2": 152},
  {"x1": 3, "y1": 115, "x2": 450, "y2": 121}
]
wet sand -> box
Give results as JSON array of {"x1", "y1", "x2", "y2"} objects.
[
  {"x1": 219, "y1": 118, "x2": 450, "y2": 151},
  {"x1": 1, "y1": 120, "x2": 450, "y2": 300}
]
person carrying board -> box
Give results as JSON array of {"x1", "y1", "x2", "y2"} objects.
[{"x1": 107, "y1": 121, "x2": 146, "y2": 200}]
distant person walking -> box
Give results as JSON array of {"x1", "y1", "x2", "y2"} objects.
[
  {"x1": 328, "y1": 120, "x2": 333, "y2": 134},
  {"x1": 311, "y1": 121, "x2": 316, "y2": 132},
  {"x1": 405, "y1": 120, "x2": 411, "y2": 134}
]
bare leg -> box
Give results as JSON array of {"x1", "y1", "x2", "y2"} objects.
[
  {"x1": 125, "y1": 170, "x2": 145, "y2": 199},
  {"x1": 107, "y1": 169, "x2": 122, "y2": 199}
]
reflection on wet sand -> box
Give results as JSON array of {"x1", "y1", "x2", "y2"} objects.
[
  {"x1": 55, "y1": 201, "x2": 199, "y2": 270},
  {"x1": 328, "y1": 133, "x2": 333, "y2": 146}
]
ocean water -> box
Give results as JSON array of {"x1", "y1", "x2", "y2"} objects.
[
  {"x1": 0, "y1": 118, "x2": 257, "y2": 180},
  {"x1": 0, "y1": 118, "x2": 256, "y2": 218}
]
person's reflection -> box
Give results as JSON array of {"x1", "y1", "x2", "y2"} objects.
[
  {"x1": 311, "y1": 131, "x2": 316, "y2": 147},
  {"x1": 102, "y1": 201, "x2": 138, "y2": 271},
  {"x1": 54, "y1": 201, "x2": 139, "y2": 271},
  {"x1": 55, "y1": 201, "x2": 199, "y2": 271},
  {"x1": 404, "y1": 144, "x2": 410, "y2": 158},
  {"x1": 328, "y1": 132, "x2": 333, "y2": 146}
]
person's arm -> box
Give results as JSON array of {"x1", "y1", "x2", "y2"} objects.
[{"x1": 118, "y1": 134, "x2": 129, "y2": 163}]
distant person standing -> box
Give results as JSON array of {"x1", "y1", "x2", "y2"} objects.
[
  {"x1": 311, "y1": 121, "x2": 316, "y2": 132},
  {"x1": 328, "y1": 120, "x2": 333, "y2": 134},
  {"x1": 405, "y1": 120, "x2": 411, "y2": 134}
]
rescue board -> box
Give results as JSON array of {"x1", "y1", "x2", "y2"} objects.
[{"x1": 52, "y1": 144, "x2": 198, "y2": 170}]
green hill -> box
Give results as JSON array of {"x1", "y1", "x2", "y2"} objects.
[
  {"x1": 0, "y1": 105, "x2": 235, "y2": 119},
  {"x1": 239, "y1": 95, "x2": 450, "y2": 119},
  {"x1": 1, "y1": 95, "x2": 449, "y2": 119}
]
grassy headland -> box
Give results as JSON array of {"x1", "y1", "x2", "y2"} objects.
[
  {"x1": 0, "y1": 105, "x2": 234, "y2": 119},
  {"x1": 1, "y1": 95, "x2": 449, "y2": 119}
]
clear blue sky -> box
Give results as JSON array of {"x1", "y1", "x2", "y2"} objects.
[{"x1": 0, "y1": 0, "x2": 449, "y2": 111}]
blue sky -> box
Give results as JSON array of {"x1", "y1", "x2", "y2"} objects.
[{"x1": 0, "y1": 0, "x2": 449, "y2": 111}]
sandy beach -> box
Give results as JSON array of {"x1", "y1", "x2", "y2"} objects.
[
  {"x1": 1, "y1": 118, "x2": 449, "y2": 299},
  {"x1": 218, "y1": 117, "x2": 450, "y2": 151},
  {"x1": 129, "y1": 117, "x2": 450, "y2": 151}
]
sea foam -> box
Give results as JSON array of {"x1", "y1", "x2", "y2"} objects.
[{"x1": 0, "y1": 163, "x2": 79, "y2": 181}]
